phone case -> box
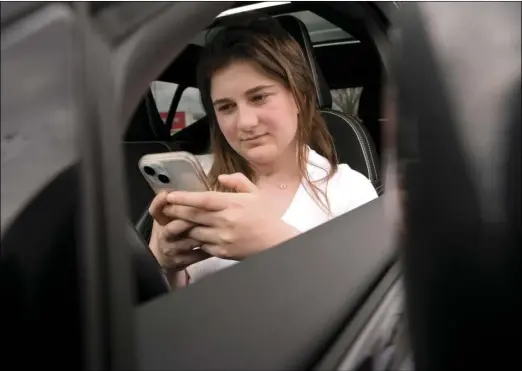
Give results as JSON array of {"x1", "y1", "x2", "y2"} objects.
[{"x1": 138, "y1": 151, "x2": 210, "y2": 194}]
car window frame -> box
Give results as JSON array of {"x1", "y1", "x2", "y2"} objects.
[{"x1": 136, "y1": 196, "x2": 397, "y2": 370}]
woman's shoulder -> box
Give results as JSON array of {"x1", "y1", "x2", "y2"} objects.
[
  {"x1": 328, "y1": 163, "x2": 378, "y2": 216},
  {"x1": 306, "y1": 148, "x2": 378, "y2": 216},
  {"x1": 331, "y1": 162, "x2": 377, "y2": 193}
]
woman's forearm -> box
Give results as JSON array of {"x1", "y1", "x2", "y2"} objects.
[{"x1": 165, "y1": 269, "x2": 189, "y2": 289}]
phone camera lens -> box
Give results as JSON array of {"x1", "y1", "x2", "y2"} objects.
[
  {"x1": 143, "y1": 166, "x2": 155, "y2": 176},
  {"x1": 157, "y1": 174, "x2": 170, "y2": 184}
]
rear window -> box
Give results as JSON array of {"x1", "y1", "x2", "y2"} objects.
[
  {"x1": 150, "y1": 82, "x2": 204, "y2": 135},
  {"x1": 176, "y1": 87, "x2": 205, "y2": 135},
  {"x1": 150, "y1": 81, "x2": 176, "y2": 120},
  {"x1": 331, "y1": 87, "x2": 363, "y2": 118}
]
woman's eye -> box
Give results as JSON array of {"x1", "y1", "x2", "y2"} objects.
[
  {"x1": 252, "y1": 94, "x2": 268, "y2": 103},
  {"x1": 217, "y1": 104, "x2": 234, "y2": 112}
]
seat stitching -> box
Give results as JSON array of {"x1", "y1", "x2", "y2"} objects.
[
  {"x1": 336, "y1": 111, "x2": 378, "y2": 179},
  {"x1": 352, "y1": 116, "x2": 378, "y2": 177},
  {"x1": 321, "y1": 110, "x2": 376, "y2": 182},
  {"x1": 321, "y1": 111, "x2": 372, "y2": 176},
  {"x1": 321, "y1": 110, "x2": 373, "y2": 180}
]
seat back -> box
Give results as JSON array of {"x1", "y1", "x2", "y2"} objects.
[
  {"x1": 320, "y1": 110, "x2": 382, "y2": 194},
  {"x1": 276, "y1": 15, "x2": 383, "y2": 194},
  {"x1": 358, "y1": 82, "x2": 384, "y2": 159}
]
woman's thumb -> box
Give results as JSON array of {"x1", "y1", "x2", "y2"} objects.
[
  {"x1": 218, "y1": 173, "x2": 258, "y2": 193},
  {"x1": 148, "y1": 191, "x2": 171, "y2": 226}
]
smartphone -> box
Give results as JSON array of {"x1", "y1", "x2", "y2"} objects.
[{"x1": 138, "y1": 151, "x2": 211, "y2": 194}]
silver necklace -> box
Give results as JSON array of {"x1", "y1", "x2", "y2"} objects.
[{"x1": 280, "y1": 184, "x2": 287, "y2": 189}]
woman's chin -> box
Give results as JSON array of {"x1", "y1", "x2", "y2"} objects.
[{"x1": 241, "y1": 144, "x2": 278, "y2": 165}]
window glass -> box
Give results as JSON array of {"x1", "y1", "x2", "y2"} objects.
[
  {"x1": 150, "y1": 82, "x2": 206, "y2": 135},
  {"x1": 174, "y1": 87, "x2": 205, "y2": 135},
  {"x1": 150, "y1": 81, "x2": 177, "y2": 123},
  {"x1": 331, "y1": 87, "x2": 364, "y2": 118}
]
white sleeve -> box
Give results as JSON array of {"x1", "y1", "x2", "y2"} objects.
[
  {"x1": 186, "y1": 256, "x2": 238, "y2": 284},
  {"x1": 186, "y1": 257, "x2": 217, "y2": 284},
  {"x1": 329, "y1": 164, "x2": 378, "y2": 217}
]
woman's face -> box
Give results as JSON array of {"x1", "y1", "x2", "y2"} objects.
[{"x1": 210, "y1": 60, "x2": 299, "y2": 166}]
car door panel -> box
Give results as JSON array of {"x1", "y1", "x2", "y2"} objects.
[{"x1": 136, "y1": 196, "x2": 396, "y2": 370}]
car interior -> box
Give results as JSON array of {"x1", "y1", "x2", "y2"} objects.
[
  {"x1": 1, "y1": 2, "x2": 519, "y2": 371},
  {"x1": 123, "y1": 3, "x2": 385, "y2": 235}
]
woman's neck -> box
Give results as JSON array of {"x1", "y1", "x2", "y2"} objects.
[{"x1": 251, "y1": 144, "x2": 304, "y2": 183}]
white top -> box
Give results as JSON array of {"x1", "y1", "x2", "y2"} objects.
[{"x1": 188, "y1": 148, "x2": 378, "y2": 283}]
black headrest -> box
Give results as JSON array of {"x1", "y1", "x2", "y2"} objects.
[{"x1": 276, "y1": 15, "x2": 332, "y2": 109}]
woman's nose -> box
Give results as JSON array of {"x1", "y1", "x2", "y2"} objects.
[{"x1": 236, "y1": 104, "x2": 258, "y2": 130}]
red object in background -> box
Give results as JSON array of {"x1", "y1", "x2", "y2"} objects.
[{"x1": 159, "y1": 111, "x2": 186, "y2": 130}]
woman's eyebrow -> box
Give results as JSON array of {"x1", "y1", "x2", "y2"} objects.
[
  {"x1": 212, "y1": 84, "x2": 276, "y2": 106},
  {"x1": 212, "y1": 98, "x2": 230, "y2": 107},
  {"x1": 245, "y1": 84, "x2": 275, "y2": 95}
]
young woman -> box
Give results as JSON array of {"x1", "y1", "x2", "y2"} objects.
[{"x1": 148, "y1": 17, "x2": 378, "y2": 288}]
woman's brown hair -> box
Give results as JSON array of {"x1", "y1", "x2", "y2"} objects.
[{"x1": 196, "y1": 16, "x2": 338, "y2": 213}]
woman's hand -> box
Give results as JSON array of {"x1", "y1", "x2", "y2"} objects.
[
  {"x1": 163, "y1": 173, "x2": 300, "y2": 260},
  {"x1": 148, "y1": 192, "x2": 211, "y2": 274}
]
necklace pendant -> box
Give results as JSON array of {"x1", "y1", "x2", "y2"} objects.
[{"x1": 280, "y1": 184, "x2": 287, "y2": 189}]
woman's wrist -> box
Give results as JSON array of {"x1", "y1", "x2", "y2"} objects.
[
  {"x1": 255, "y1": 220, "x2": 300, "y2": 256},
  {"x1": 163, "y1": 268, "x2": 189, "y2": 289}
]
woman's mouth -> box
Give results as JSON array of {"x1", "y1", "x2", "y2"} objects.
[{"x1": 241, "y1": 134, "x2": 267, "y2": 142}]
